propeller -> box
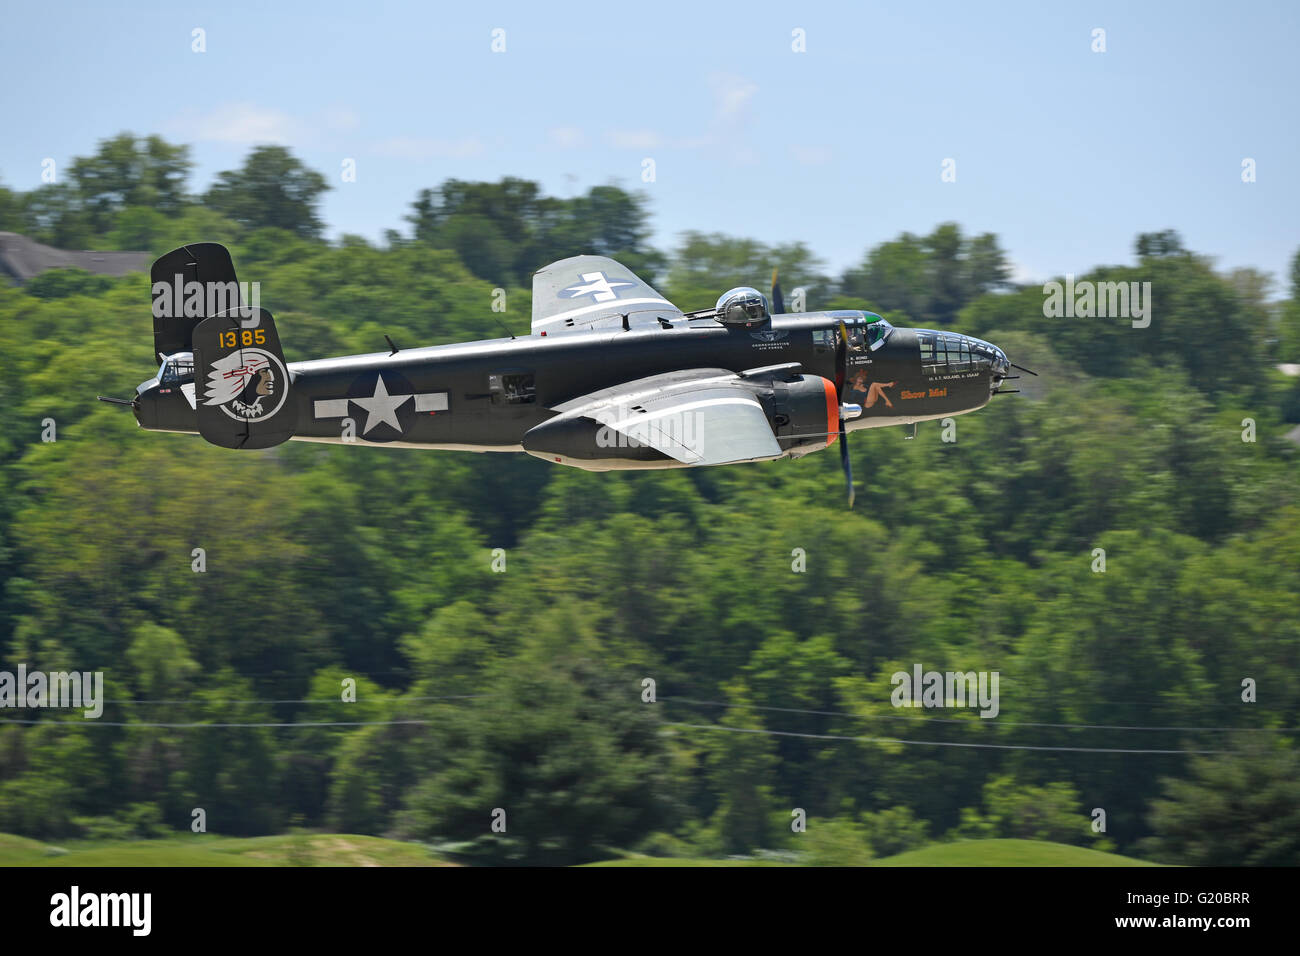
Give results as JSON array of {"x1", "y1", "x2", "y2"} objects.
[
  {"x1": 770, "y1": 267, "x2": 785, "y2": 315},
  {"x1": 839, "y1": 414, "x2": 855, "y2": 509},
  {"x1": 834, "y1": 314, "x2": 855, "y2": 507}
]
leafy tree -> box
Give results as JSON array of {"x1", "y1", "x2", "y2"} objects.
[
  {"x1": 0, "y1": 182, "x2": 25, "y2": 231},
  {"x1": 23, "y1": 268, "x2": 113, "y2": 299},
  {"x1": 106, "y1": 207, "x2": 171, "y2": 252},
  {"x1": 205, "y1": 145, "x2": 330, "y2": 238},
  {"x1": 0, "y1": 161, "x2": 1296, "y2": 865},
  {"x1": 20, "y1": 182, "x2": 95, "y2": 248},
  {"x1": 1135, "y1": 229, "x2": 1187, "y2": 259},
  {"x1": 126, "y1": 623, "x2": 199, "y2": 698},
  {"x1": 859, "y1": 806, "x2": 931, "y2": 857},
  {"x1": 397, "y1": 619, "x2": 677, "y2": 865},
  {"x1": 839, "y1": 223, "x2": 1009, "y2": 325},
  {"x1": 799, "y1": 816, "x2": 874, "y2": 865},
  {"x1": 1141, "y1": 745, "x2": 1300, "y2": 865},
  {"x1": 665, "y1": 232, "x2": 827, "y2": 313},
  {"x1": 974, "y1": 776, "x2": 1093, "y2": 846},
  {"x1": 702, "y1": 681, "x2": 781, "y2": 855},
  {"x1": 407, "y1": 178, "x2": 662, "y2": 287},
  {"x1": 69, "y1": 133, "x2": 192, "y2": 231},
  {"x1": 1279, "y1": 248, "x2": 1300, "y2": 361}
]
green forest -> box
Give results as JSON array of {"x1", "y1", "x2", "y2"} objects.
[{"x1": 1, "y1": 134, "x2": 1298, "y2": 865}]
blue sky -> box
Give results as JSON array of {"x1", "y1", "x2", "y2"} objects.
[{"x1": 2, "y1": 0, "x2": 1297, "y2": 291}]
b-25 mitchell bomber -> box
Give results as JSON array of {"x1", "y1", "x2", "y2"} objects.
[{"x1": 102, "y1": 243, "x2": 1026, "y2": 506}]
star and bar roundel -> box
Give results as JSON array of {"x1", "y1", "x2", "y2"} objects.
[{"x1": 312, "y1": 371, "x2": 448, "y2": 442}]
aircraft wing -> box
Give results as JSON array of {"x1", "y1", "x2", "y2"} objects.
[
  {"x1": 531, "y1": 255, "x2": 683, "y2": 336},
  {"x1": 548, "y1": 369, "x2": 783, "y2": 465}
]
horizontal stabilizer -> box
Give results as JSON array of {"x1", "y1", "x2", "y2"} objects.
[{"x1": 531, "y1": 255, "x2": 682, "y2": 336}]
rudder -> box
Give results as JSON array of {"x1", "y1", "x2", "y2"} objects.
[
  {"x1": 192, "y1": 308, "x2": 297, "y2": 449},
  {"x1": 150, "y1": 243, "x2": 243, "y2": 363}
]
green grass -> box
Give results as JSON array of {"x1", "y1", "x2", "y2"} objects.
[
  {"x1": 870, "y1": 839, "x2": 1158, "y2": 867},
  {"x1": 0, "y1": 833, "x2": 54, "y2": 863},
  {"x1": 585, "y1": 839, "x2": 1158, "y2": 867},
  {"x1": 586, "y1": 857, "x2": 797, "y2": 867},
  {"x1": 0, "y1": 834, "x2": 1157, "y2": 867},
  {"x1": 0, "y1": 832, "x2": 453, "y2": 867}
]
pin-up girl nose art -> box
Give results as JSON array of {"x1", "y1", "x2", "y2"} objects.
[{"x1": 848, "y1": 370, "x2": 896, "y2": 409}]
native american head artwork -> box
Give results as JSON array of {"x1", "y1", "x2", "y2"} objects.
[{"x1": 202, "y1": 348, "x2": 286, "y2": 422}]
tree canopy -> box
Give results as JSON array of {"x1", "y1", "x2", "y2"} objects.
[{"x1": 0, "y1": 135, "x2": 1296, "y2": 864}]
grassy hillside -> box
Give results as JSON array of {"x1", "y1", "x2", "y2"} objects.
[
  {"x1": 3, "y1": 833, "x2": 1154, "y2": 867},
  {"x1": 873, "y1": 840, "x2": 1157, "y2": 867},
  {"x1": 586, "y1": 857, "x2": 797, "y2": 867},
  {"x1": 0, "y1": 833, "x2": 453, "y2": 867},
  {"x1": 588, "y1": 840, "x2": 1158, "y2": 867}
]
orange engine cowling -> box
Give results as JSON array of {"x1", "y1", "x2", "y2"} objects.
[{"x1": 749, "y1": 373, "x2": 839, "y2": 458}]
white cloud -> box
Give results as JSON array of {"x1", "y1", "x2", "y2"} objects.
[
  {"x1": 547, "y1": 126, "x2": 586, "y2": 149},
  {"x1": 323, "y1": 106, "x2": 361, "y2": 133},
  {"x1": 169, "y1": 103, "x2": 303, "y2": 146},
  {"x1": 370, "y1": 136, "x2": 486, "y2": 160},
  {"x1": 709, "y1": 72, "x2": 759, "y2": 124},
  {"x1": 673, "y1": 134, "x2": 713, "y2": 150},
  {"x1": 586, "y1": 75, "x2": 760, "y2": 162},
  {"x1": 606, "y1": 129, "x2": 663, "y2": 150},
  {"x1": 1007, "y1": 258, "x2": 1043, "y2": 285}
]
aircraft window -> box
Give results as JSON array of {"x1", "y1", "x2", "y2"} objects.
[
  {"x1": 489, "y1": 371, "x2": 536, "y2": 405},
  {"x1": 947, "y1": 335, "x2": 971, "y2": 370},
  {"x1": 159, "y1": 352, "x2": 195, "y2": 385},
  {"x1": 866, "y1": 320, "x2": 893, "y2": 349},
  {"x1": 715, "y1": 287, "x2": 769, "y2": 325},
  {"x1": 919, "y1": 332, "x2": 936, "y2": 364},
  {"x1": 922, "y1": 332, "x2": 978, "y2": 373},
  {"x1": 844, "y1": 317, "x2": 893, "y2": 353}
]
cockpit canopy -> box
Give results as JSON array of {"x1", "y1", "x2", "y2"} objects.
[
  {"x1": 841, "y1": 314, "x2": 894, "y2": 352},
  {"x1": 918, "y1": 331, "x2": 1004, "y2": 372},
  {"x1": 158, "y1": 351, "x2": 195, "y2": 385},
  {"x1": 864, "y1": 318, "x2": 893, "y2": 349},
  {"x1": 715, "y1": 287, "x2": 769, "y2": 326}
]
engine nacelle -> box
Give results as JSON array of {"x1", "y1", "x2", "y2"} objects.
[
  {"x1": 522, "y1": 369, "x2": 839, "y2": 470},
  {"x1": 747, "y1": 371, "x2": 840, "y2": 458},
  {"x1": 523, "y1": 412, "x2": 674, "y2": 466}
]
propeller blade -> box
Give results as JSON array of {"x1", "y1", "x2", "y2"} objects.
[
  {"x1": 96, "y1": 395, "x2": 135, "y2": 407},
  {"x1": 770, "y1": 267, "x2": 785, "y2": 315},
  {"x1": 839, "y1": 417, "x2": 855, "y2": 509}
]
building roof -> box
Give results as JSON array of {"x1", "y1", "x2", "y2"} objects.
[{"x1": 0, "y1": 231, "x2": 151, "y2": 284}]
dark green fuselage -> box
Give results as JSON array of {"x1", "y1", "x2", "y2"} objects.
[{"x1": 136, "y1": 310, "x2": 1007, "y2": 456}]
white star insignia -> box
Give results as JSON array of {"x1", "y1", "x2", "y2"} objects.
[
  {"x1": 561, "y1": 271, "x2": 636, "y2": 303},
  {"x1": 351, "y1": 375, "x2": 412, "y2": 434}
]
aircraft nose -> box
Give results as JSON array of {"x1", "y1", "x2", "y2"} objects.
[
  {"x1": 974, "y1": 338, "x2": 1011, "y2": 389},
  {"x1": 990, "y1": 343, "x2": 1010, "y2": 376},
  {"x1": 971, "y1": 336, "x2": 1004, "y2": 368},
  {"x1": 134, "y1": 379, "x2": 159, "y2": 428}
]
